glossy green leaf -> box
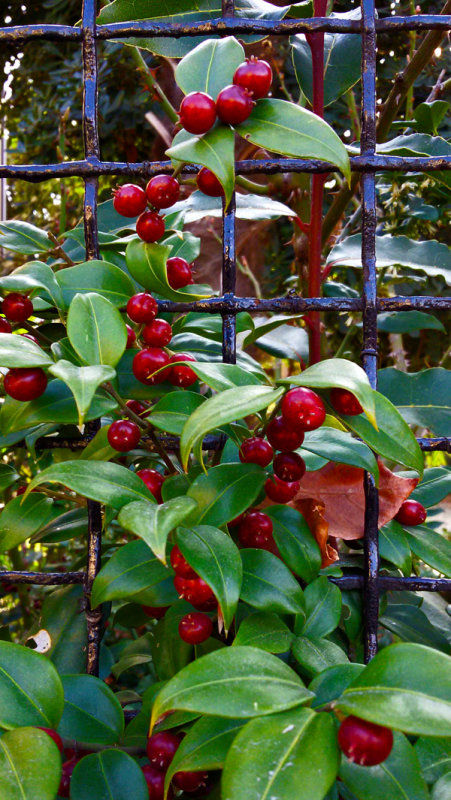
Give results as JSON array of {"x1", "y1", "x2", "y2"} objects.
[
  {"x1": 67, "y1": 292, "x2": 127, "y2": 366},
  {"x1": 118, "y1": 496, "x2": 198, "y2": 563},
  {"x1": 151, "y1": 646, "x2": 312, "y2": 728},
  {"x1": 0, "y1": 261, "x2": 63, "y2": 308},
  {"x1": 0, "y1": 640, "x2": 64, "y2": 729},
  {"x1": 407, "y1": 100, "x2": 450, "y2": 135},
  {"x1": 293, "y1": 635, "x2": 349, "y2": 679},
  {"x1": 175, "y1": 37, "x2": 245, "y2": 98},
  {"x1": 182, "y1": 361, "x2": 264, "y2": 391},
  {"x1": 170, "y1": 332, "x2": 266, "y2": 378},
  {"x1": 266, "y1": 505, "x2": 322, "y2": 582},
  {"x1": 151, "y1": 601, "x2": 193, "y2": 681},
  {"x1": 240, "y1": 548, "x2": 305, "y2": 615},
  {"x1": 378, "y1": 368, "x2": 451, "y2": 437},
  {"x1": 168, "y1": 125, "x2": 235, "y2": 205},
  {"x1": 0, "y1": 493, "x2": 54, "y2": 552},
  {"x1": 91, "y1": 540, "x2": 174, "y2": 607},
  {"x1": 0, "y1": 333, "x2": 53, "y2": 367},
  {"x1": 70, "y1": 749, "x2": 148, "y2": 800},
  {"x1": 233, "y1": 612, "x2": 294, "y2": 653},
  {"x1": 411, "y1": 467, "x2": 451, "y2": 507},
  {"x1": 415, "y1": 736, "x2": 451, "y2": 784},
  {"x1": 376, "y1": 133, "x2": 451, "y2": 192},
  {"x1": 79, "y1": 425, "x2": 117, "y2": 461},
  {"x1": 403, "y1": 524, "x2": 451, "y2": 577},
  {"x1": 309, "y1": 663, "x2": 365, "y2": 710},
  {"x1": 0, "y1": 727, "x2": 61, "y2": 800},
  {"x1": 380, "y1": 604, "x2": 450, "y2": 653},
  {"x1": 432, "y1": 772, "x2": 451, "y2": 800},
  {"x1": 148, "y1": 391, "x2": 205, "y2": 435},
  {"x1": 125, "y1": 238, "x2": 211, "y2": 300},
  {"x1": 58, "y1": 674, "x2": 124, "y2": 744},
  {"x1": 337, "y1": 643, "x2": 451, "y2": 735},
  {"x1": 301, "y1": 427, "x2": 379, "y2": 482},
  {"x1": 377, "y1": 310, "x2": 445, "y2": 334},
  {"x1": 302, "y1": 577, "x2": 342, "y2": 639},
  {"x1": 0, "y1": 463, "x2": 19, "y2": 491},
  {"x1": 0, "y1": 220, "x2": 51, "y2": 254},
  {"x1": 222, "y1": 707, "x2": 340, "y2": 800},
  {"x1": 187, "y1": 463, "x2": 267, "y2": 527},
  {"x1": 56, "y1": 260, "x2": 135, "y2": 307},
  {"x1": 171, "y1": 190, "x2": 296, "y2": 223},
  {"x1": 379, "y1": 520, "x2": 412, "y2": 574},
  {"x1": 39, "y1": 584, "x2": 88, "y2": 674},
  {"x1": 48, "y1": 360, "x2": 116, "y2": 424}
]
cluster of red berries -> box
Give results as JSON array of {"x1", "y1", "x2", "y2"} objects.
[
  {"x1": 170, "y1": 545, "x2": 216, "y2": 613},
  {"x1": 113, "y1": 172, "x2": 181, "y2": 243},
  {"x1": 145, "y1": 731, "x2": 210, "y2": 799},
  {"x1": 0, "y1": 292, "x2": 48, "y2": 402}
]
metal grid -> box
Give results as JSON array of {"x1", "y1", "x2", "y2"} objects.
[{"x1": 0, "y1": 0, "x2": 450, "y2": 672}]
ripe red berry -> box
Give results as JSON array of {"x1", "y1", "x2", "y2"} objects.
[
  {"x1": 338, "y1": 716, "x2": 394, "y2": 766},
  {"x1": 146, "y1": 731, "x2": 181, "y2": 771},
  {"x1": 238, "y1": 510, "x2": 273, "y2": 547},
  {"x1": 107, "y1": 419, "x2": 141, "y2": 452},
  {"x1": 142, "y1": 319, "x2": 172, "y2": 347},
  {"x1": 127, "y1": 293, "x2": 158, "y2": 324},
  {"x1": 330, "y1": 387, "x2": 363, "y2": 416},
  {"x1": 179, "y1": 612, "x2": 213, "y2": 644},
  {"x1": 0, "y1": 318, "x2": 12, "y2": 333},
  {"x1": 395, "y1": 499, "x2": 427, "y2": 526},
  {"x1": 142, "y1": 764, "x2": 173, "y2": 800},
  {"x1": 21, "y1": 332, "x2": 39, "y2": 345},
  {"x1": 179, "y1": 91, "x2": 216, "y2": 135},
  {"x1": 216, "y1": 85, "x2": 253, "y2": 125},
  {"x1": 173, "y1": 576, "x2": 215, "y2": 609},
  {"x1": 113, "y1": 184, "x2": 147, "y2": 217},
  {"x1": 265, "y1": 476, "x2": 300, "y2": 503},
  {"x1": 172, "y1": 771, "x2": 210, "y2": 794},
  {"x1": 239, "y1": 437, "x2": 273, "y2": 468},
  {"x1": 142, "y1": 605, "x2": 169, "y2": 619},
  {"x1": 137, "y1": 468, "x2": 165, "y2": 503},
  {"x1": 166, "y1": 257, "x2": 194, "y2": 289},
  {"x1": 168, "y1": 353, "x2": 197, "y2": 387},
  {"x1": 125, "y1": 324, "x2": 136, "y2": 349},
  {"x1": 37, "y1": 727, "x2": 64, "y2": 753},
  {"x1": 58, "y1": 757, "x2": 79, "y2": 798},
  {"x1": 146, "y1": 175, "x2": 180, "y2": 209},
  {"x1": 133, "y1": 348, "x2": 171, "y2": 385},
  {"x1": 196, "y1": 167, "x2": 224, "y2": 197},
  {"x1": 273, "y1": 451, "x2": 306, "y2": 482},
  {"x1": 126, "y1": 399, "x2": 150, "y2": 417},
  {"x1": 281, "y1": 387, "x2": 326, "y2": 432},
  {"x1": 170, "y1": 545, "x2": 198, "y2": 579},
  {"x1": 136, "y1": 211, "x2": 165, "y2": 243},
  {"x1": 4, "y1": 368, "x2": 47, "y2": 401},
  {"x1": 266, "y1": 416, "x2": 304, "y2": 452},
  {"x1": 233, "y1": 57, "x2": 273, "y2": 99},
  {"x1": 2, "y1": 293, "x2": 33, "y2": 323}
]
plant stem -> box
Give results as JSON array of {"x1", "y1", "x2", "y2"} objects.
[
  {"x1": 131, "y1": 49, "x2": 178, "y2": 124},
  {"x1": 345, "y1": 88, "x2": 360, "y2": 140},
  {"x1": 47, "y1": 232, "x2": 75, "y2": 266},
  {"x1": 236, "y1": 176, "x2": 269, "y2": 195},
  {"x1": 334, "y1": 324, "x2": 357, "y2": 358}
]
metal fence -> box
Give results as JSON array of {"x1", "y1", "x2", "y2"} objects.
[{"x1": 0, "y1": 0, "x2": 451, "y2": 675}]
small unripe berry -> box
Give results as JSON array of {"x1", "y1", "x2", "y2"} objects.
[
  {"x1": 113, "y1": 184, "x2": 147, "y2": 217},
  {"x1": 179, "y1": 91, "x2": 217, "y2": 135},
  {"x1": 107, "y1": 420, "x2": 141, "y2": 452},
  {"x1": 146, "y1": 174, "x2": 180, "y2": 209}
]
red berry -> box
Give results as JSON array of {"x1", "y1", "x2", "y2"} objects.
[
  {"x1": 239, "y1": 437, "x2": 273, "y2": 468},
  {"x1": 146, "y1": 731, "x2": 181, "y2": 771},
  {"x1": 173, "y1": 576, "x2": 215, "y2": 608},
  {"x1": 330, "y1": 387, "x2": 363, "y2": 416},
  {"x1": 58, "y1": 757, "x2": 78, "y2": 798},
  {"x1": 216, "y1": 85, "x2": 253, "y2": 125},
  {"x1": 172, "y1": 771, "x2": 209, "y2": 794},
  {"x1": 146, "y1": 175, "x2": 180, "y2": 209},
  {"x1": 238, "y1": 511, "x2": 273, "y2": 547},
  {"x1": 136, "y1": 211, "x2": 165, "y2": 243},
  {"x1": 395, "y1": 499, "x2": 427, "y2": 526},
  {"x1": 233, "y1": 57, "x2": 273, "y2": 99},
  {"x1": 265, "y1": 476, "x2": 300, "y2": 503},
  {"x1": 338, "y1": 716, "x2": 394, "y2": 766},
  {"x1": 228, "y1": 512, "x2": 245, "y2": 528},
  {"x1": 179, "y1": 92, "x2": 216, "y2": 135},
  {"x1": 170, "y1": 545, "x2": 198, "y2": 579},
  {"x1": 0, "y1": 318, "x2": 12, "y2": 333},
  {"x1": 179, "y1": 612, "x2": 213, "y2": 645},
  {"x1": 126, "y1": 399, "x2": 150, "y2": 417},
  {"x1": 142, "y1": 764, "x2": 173, "y2": 800},
  {"x1": 127, "y1": 293, "x2": 158, "y2": 324},
  {"x1": 137, "y1": 468, "x2": 165, "y2": 503},
  {"x1": 266, "y1": 416, "x2": 304, "y2": 452},
  {"x1": 168, "y1": 353, "x2": 197, "y2": 387},
  {"x1": 281, "y1": 387, "x2": 326, "y2": 432},
  {"x1": 126, "y1": 324, "x2": 136, "y2": 349},
  {"x1": 4, "y1": 368, "x2": 47, "y2": 401},
  {"x1": 166, "y1": 257, "x2": 193, "y2": 290},
  {"x1": 21, "y1": 333, "x2": 39, "y2": 345},
  {"x1": 107, "y1": 420, "x2": 141, "y2": 452},
  {"x1": 142, "y1": 605, "x2": 169, "y2": 619},
  {"x1": 113, "y1": 184, "x2": 147, "y2": 217},
  {"x1": 142, "y1": 319, "x2": 172, "y2": 347},
  {"x1": 273, "y1": 451, "x2": 306, "y2": 482},
  {"x1": 196, "y1": 167, "x2": 224, "y2": 197},
  {"x1": 37, "y1": 727, "x2": 64, "y2": 753},
  {"x1": 133, "y1": 348, "x2": 171, "y2": 385},
  {"x1": 2, "y1": 293, "x2": 33, "y2": 323}
]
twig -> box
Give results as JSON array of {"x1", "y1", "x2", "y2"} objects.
[
  {"x1": 236, "y1": 176, "x2": 269, "y2": 195},
  {"x1": 131, "y1": 48, "x2": 178, "y2": 124},
  {"x1": 47, "y1": 232, "x2": 75, "y2": 266}
]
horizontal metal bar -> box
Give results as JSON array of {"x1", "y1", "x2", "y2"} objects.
[
  {"x1": 330, "y1": 576, "x2": 451, "y2": 590},
  {"x1": 0, "y1": 571, "x2": 85, "y2": 584},
  {"x1": 156, "y1": 296, "x2": 451, "y2": 313}
]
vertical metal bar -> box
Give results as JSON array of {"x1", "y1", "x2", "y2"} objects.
[
  {"x1": 82, "y1": 0, "x2": 103, "y2": 676},
  {"x1": 222, "y1": 194, "x2": 237, "y2": 364},
  {"x1": 360, "y1": 0, "x2": 379, "y2": 662},
  {"x1": 222, "y1": 0, "x2": 235, "y2": 16}
]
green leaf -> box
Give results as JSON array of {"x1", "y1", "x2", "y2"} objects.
[
  {"x1": 379, "y1": 521, "x2": 412, "y2": 574},
  {"x1": 171, "y1": 190, "x2": 296, "y2": 223},
  {"x1": 300, "y1": 427, "x2": 379, "y2": 482},
  {"x1": 182, "y1": 361, "x2": 264, "y2": 391},
  {"x1": 403, "y1": 524, "x2": 451, "y2": 577},
  {"x1": 411, "y1": 467, "x2": 451, "y2": 507},
  {"x1": 148, "y1": 391, "x2": 205, "y2": 435},
  {"x1": 378, "y1": 368, "x2": 451, "y2": 437},
  {"x1": 380, "y1": 604, "x2": 450, "y2": 653},
  {"x1": 222, "y1": 707, "x2": 340, "y2": 800},
  {"x1": 180, "y1": 385, "x2": 283, "y2": 470},
  {"x1": 0, "y1": 261, "x2": 63, "y2": 308},
  {"x1": 67, "y1": 292, "x2": 127, "y2": 367},
  {"x1": 175, "y1": 37, "x2": 245, "y2": 98},
  {"x1": 0, "y1": 463, "x2": 19, "y2": 491},
  {"x1": 377, "y1": 310, "x2": 445, "y2": 334},
  {"x1": 408, "y1": 100, "x2": 450, "y2": 135},
  {"x1": 0, "y1": 493, "x2": 54, "y2": 552},
  {"x1": 376, "y1": 133, "x2": 451, "y2": 192},
  {"x1": 39, "y1": 584, "x2": 88, "y2": 674},
  {"x1": 233, "y1": 612, "x2": 294, "y2": 653},
  {"x1": 150, "y1": 646, "x2": 312, "y2": 728},
  {"x1": 48, "y1": 360, "x2": 116, "y2": 424},
  {"x1": 177, "y1": 525, "x2": 242, "y2": 632},
  {"x1": 302, "y1": 577, "x2": 342, "y2": 639},
  {"x1": 58, "y1": 674, "x2": 124, "y2": 744},
  {"x1": 337, "y1": 643, "x2": 451, "y2": 735},
  {"x1": 187, "y1": 463, "x2": 267, "y2": 527},
  {"x1": 0, "y1": 220, "x2": 51, "y2": 254},
  {"x1": 238, "y1": 98, "x2": 350, "y2": 182},
  {"x1": 432, "y1": 772, "x2": 451, "y2": 800},
  {"x1": 70, "y1": 749, "x2": 148, "y2": 800},
  {"x1": 91, "y1": 540, "x2": 174, "y2": 607},
  {"x1": 167, "y1": 125, "x2": 235, "y2": 206},
  {"x1": 171, "y1": 332, "x2": 266, "y2": 379},
  {"x1": 125, "y1": 238, "x2": 211, "y2": 300},
  {"x1": 240, "y1": 548, "x2": 305, "y2": 615},
  {"x1": 56, "y1": 260, "x2": 135, "y2": 308},
  {"x1": 265, "y1": 505, "x2": 321, "y2": 582},
  {"x1": 151, "y1": 601, "x2": 193, "y2": 681},
  {"x1": 292, "y1": 635, "x2": 349, "y2": 679},
  {"x1": 415, "y1": 736, "x2": 451, "y2": 783},
  {"x1": 0, "y1": 640, "x2": 64, "y2": 729},
  {"x1": 118, "y1": 496, "x2": 198, "y2": 563},
  {"x1": 309, "y1": 664, "x2": 365, "y2": 710},
  {"x1": 79, "y1": 424, "x2": 117, "y2": 462},
  {"x1": 0, "y1": 728, "x2": 61, "y2": 800},
  {"x1": 0, "y1": 332, "x2": 53, "y2": 367}
]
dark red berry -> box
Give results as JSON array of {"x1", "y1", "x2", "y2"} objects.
[
  {"x1": 16, "y1": 486, "x2": 28, "y2": 496},
  {"x1": 172, "y1": 771, "x2": 210, "y2": 794},
  {"x1": 330, "y1": 388, "x2": 363, "y2": 416},
  {"x1": 266, "y1": 416, "x2": 304, "y2": 452},
  {"x1": 142, "y1": 319, "x2": 172, "y2": 347},
  {"x1": 58, "y1": 757, "x2": 79, "y2": 798},
  {"x1": 142, "y1": 605, "x2": 169, "y2": 619},
  {"x1": 179, "y1": 92, "x2": 216, "y2": 135},
  {"x1": 113, "y1": 184, "x2": 147, "y2": 217},
  {"x1": 137, "y1": 469, "x2": 165, "y2": 503},
  {"x1": 179, "y1": 612, "x2": 213, "y2": 645},
  {"x1": 136, "y1": 211, "x2": 165, "y2": 243},
  {"x1": 395, "y1": 499, "x2": 427, "y2": 526},
  {"x1": 146, "y1": 175, "x2": 180, "y2": 209},
  {"x1": 233, "y1": 57, "x2": 273, "y2": 99},
  {"x1": 142, "y1": 764, "x2": 173, "y2": 800},
  {"x1": 273, "y1": 451, "x2": 306, "y2": 482},
  {"x1": 228, "y1": 512, "x2": 245, "y2": 528},
  {"x1": 127, "y1": 293, "x2": 158, "y2": 324},
  {"x1": 238, "y1": 511, "x2": 273, "y2": 547},
  {"x1": 173, "y1": 576, "x2": 215, "y2": 608},
  {"x1": 338, "y1": 716, "x2": 394, "y2": 766},
  {"x1": 281, "y1": 387, "x2": 326, "y2": 432},
  {"x1": 146, "y1": 731, "x2": 181, "y2": 771},
  {"x1": 265, "y1": 476, "x2": 300, "y2": 503},
  {"x1": 0, "y1": 318, "x2": 12, "y2": 333},
  {"x1": 126, "y1": 399, "x2": 150, "y2": 417},
  {"x1": 239, "y1": 437, "x2": 274, "y2": 468},
  {"x1": 168, "y1": 353, "x2": 197, "y2": 387},
  {"x1": 216, "y1": 85, "x2": 253, "y2": 125},
  {"x1": 196, "y1": 167, "x2": 224, "y2": 197},
  {"x1": 133, "y1": 348, "x2": 171, "y2": 385},
  {"x1": 170, "y1": 545, "x2": 198, "y2": 579},
  {"x1": 107, "y1": 420, "x2": 141, "y2": 452},
  {"x1": 4, "y1": 368, "x2": 47, "y2": 401},
  {"x1": 2, "y1": 293, "x2": 33, "y2": 323},
  {"x1": 166, "y1": 257, "x2": 193, "y2": 289},
  {"x1": 37, "y1": 727, "x2": 64, "y2": 753},
  {"x1": 21, "y1": 333, "x2": 39, "y2": 345},
  {"x1": 126, "y1": 324, "x2": 136, "y2": 349}
]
